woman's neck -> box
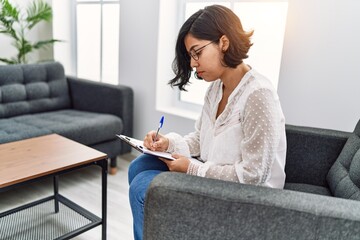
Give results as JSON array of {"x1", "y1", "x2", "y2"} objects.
[
  {"x1": 215, "y1": 63, "x2": 251, "y2": 119},
  {"x1": 221, "y1": 63, "x2": 251, "y2": 93}
]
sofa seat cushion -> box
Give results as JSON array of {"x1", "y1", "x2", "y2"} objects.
[
  {"x1": 0, "y1": 109, "x2": 123, "y2": 146},
  {"x1": 284, "y1": 183, "x2": 332, "y2": 196},
  {"x1": 0, "y1": 119, "x2": 52, "y2": 143}
]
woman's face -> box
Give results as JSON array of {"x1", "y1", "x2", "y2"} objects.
[{"x1": 184, "y1": 34, "x2": 225, "y2": 82}]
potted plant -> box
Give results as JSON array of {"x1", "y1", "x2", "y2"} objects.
[{"x1": 0, "y1": 0, "x2": 60, "y2": 64}]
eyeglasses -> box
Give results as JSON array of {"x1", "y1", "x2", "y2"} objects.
[{"x1": 188, "y1": 41, "x2": 214, "y2": 61}]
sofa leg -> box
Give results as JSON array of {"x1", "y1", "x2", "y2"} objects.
[{"x1": 109, "y1": 157, "x2": 117, "y2": 175}]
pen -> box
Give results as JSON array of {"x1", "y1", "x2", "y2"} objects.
[{"x1": 153, "y1": 116, "x2": 165, "y2": 143}]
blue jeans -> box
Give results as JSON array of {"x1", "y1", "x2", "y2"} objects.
[{"x1": 128, "y1": 154, "x2": 169, "y2": 240}]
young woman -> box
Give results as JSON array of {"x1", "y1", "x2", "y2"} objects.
[{"x1": 128, "y1": 5, "x2": 286, "y2": 240}]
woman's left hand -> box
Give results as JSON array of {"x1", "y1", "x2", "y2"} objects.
[{"x1": 159, "y1": 153, "x2": 190, "y2": 173}]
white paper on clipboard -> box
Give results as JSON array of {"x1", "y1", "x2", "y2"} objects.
[{"x1": 116, "y1": 134, "x2": 175, "y2": 160}]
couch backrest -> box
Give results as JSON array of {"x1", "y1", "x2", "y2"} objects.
[
  {"x1": 327, "y1": 120, "x2": 360, "y2": 200},
  {"x1": 0, "y1": 62, "x2": 71, "y2": 118}
]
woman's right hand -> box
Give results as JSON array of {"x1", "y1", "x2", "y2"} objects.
[{"x1": 143, "y1": 130, "x2": 169, "y2": 152}]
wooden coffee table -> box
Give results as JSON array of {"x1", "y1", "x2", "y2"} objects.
[{"x1": 0, "y1": 134, "x2": 108, "y2": 240}]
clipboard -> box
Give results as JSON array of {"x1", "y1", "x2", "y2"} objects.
[{"x1": 116, "y1": 134, "x2": 175, "y2": 160}]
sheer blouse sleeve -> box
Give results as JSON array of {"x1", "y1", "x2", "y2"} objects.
[
  {"x1": 166, "y1": 113, "x2": 202, "y2": 157},
  {"x1": 187, "y1": 88, "x2": 283, "y2": 184}
]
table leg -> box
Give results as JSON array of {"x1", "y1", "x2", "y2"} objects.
[
  {"x1": 54, "y1": 175, "x2": 59, "y2": 213},
  {"x1": 101, "y1": 159, "x2": 108, "y2": 240}
]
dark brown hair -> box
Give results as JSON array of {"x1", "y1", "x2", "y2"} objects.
[{"x1": 169, "y1": 5, "x2": 253, "y2": 91}]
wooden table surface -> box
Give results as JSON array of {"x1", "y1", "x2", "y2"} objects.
[{"x1": 0, "y1": 134, "x2": 107, "y2": 188}]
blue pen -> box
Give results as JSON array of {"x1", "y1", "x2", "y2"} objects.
[{"x1": 154, "y1": 116, "x2": 165, "y2": 143}]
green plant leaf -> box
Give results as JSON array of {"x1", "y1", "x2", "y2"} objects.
[
  {"x1": 0, "y1": 0, "x2": 60, "y2": 64},
  {"x1": 0, "y1": 26, "x2": 18, "y2": 40},
  {"x1": 0, "y1": 57, "x2": 18, "y2": 65},
  {"x1": 26, "y1": 0, "x2": 52, "y2": 29},
  {"x1": 0, "y1": 0, "x2": 20, "y2": 40},
  {"x1": 1, "y1": 0, "x2": 19, "y2": 21},
  {"x1": 33, "y1": 39, "x2": 61, "y2": 49},
  {"x1": 12, "y1": 37, "x2": 32, "y2": 63}
]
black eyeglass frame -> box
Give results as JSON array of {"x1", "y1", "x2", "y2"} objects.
[{"x1": 188, "y1": 41, "x2": 215, "y2": 61}]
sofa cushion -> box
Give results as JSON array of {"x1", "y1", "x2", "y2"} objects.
[
  {"x1": 284, "y1": 183, "x2": 332, "y2": 196},
  {"x1": 0, "y1": 62, "x2": 71, "y2": 118},
  {"x1": 327, "y1": 121, "x2": 360, "y2": 200},
  {"x1": 0, "y1": 119, "x2": 52, "y2": 143},
  {"x1": 0, "y1": 110, "x2": 123, "y2": 146}
]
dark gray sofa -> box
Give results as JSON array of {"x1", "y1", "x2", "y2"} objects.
[
  {"x1": 0, "y1": 61, "x2": 133, "y2": 174},
  {"x1": 143, "y1": 121, "x2": 360, "y2": 239}
]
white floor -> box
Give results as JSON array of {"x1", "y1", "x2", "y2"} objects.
[{"x1": 0, "y1": 153, "x2": 137, "y2": 240}]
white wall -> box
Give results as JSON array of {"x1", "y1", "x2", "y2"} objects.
[
  {"x1": 278, "y1": 0, "x2": 360, "y2": 132},
  {"x1": 52, "y1": 0, "x2": 75, "y2": 75},
  {"x1": 0, "y1": 0, "x2": 53, "y2": 64}
]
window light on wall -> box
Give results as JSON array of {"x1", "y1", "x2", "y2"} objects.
[
  {"x1": 76, "y1": 0, "x2": 120, "y2": 85},
  {"x1": 53, "y1": 0, "x2": 120, "y2": 85}
]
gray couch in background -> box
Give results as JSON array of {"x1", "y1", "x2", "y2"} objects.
[
  {"x1": 144, "y1": 121, "x2": 360, "y2": 239},
  {"x1": 0, "y1": 62, "x2": 133, "y2": 174}
]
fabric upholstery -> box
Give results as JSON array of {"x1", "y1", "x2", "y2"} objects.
[
  {"x1": 284, "y1": 183, "x2": 332, "y2": 196},
  {"x1": 0, "y1": 62, "x2": 71, "y2": 118},
  {"x1": 67, "y1": 76, "x2": 134, "y2": 153},
  {"x1": 285, "y1": 125, "x2": 349, "y2": 187},
  {"x1": 144, "y1": 172, "x2": 360, "y2": 240},
  {"x1": 327, "y1": 121, "x2": 360, "y2": 200},
  {"x1": 0, "y1": 118, "x2": 52, "y2": 143},
  {"x1": 0, "y1": 110, "x2": 123, "y2": 146}
]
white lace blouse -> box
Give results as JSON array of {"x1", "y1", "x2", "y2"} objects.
[{"x1": 166, "y1": 69, "x2": 286, "y2": 189}]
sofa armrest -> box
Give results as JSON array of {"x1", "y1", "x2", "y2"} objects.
[
  {"x1": 144, "y1": 172, "x2": 360, "y2": 240},
  {"x1": 285, "y1": 124, "x2": 350, "y2": 186},
  {"x1": 67, "y1": 76, "x2": 134, "y2": 148}
]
